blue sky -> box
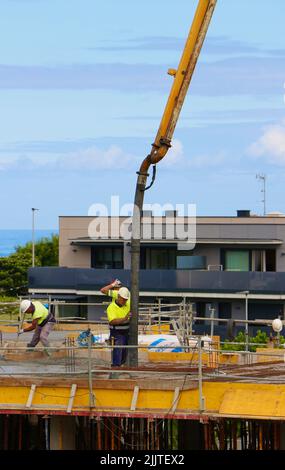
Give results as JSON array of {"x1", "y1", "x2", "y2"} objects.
[{"x1": 1, "y1": 0, "x2": 285, "y2": 228}]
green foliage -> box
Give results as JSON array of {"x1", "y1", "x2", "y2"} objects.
[
  {"x1": 249, "y1": 330, "x2": 268, "y2": 351},
  {"x1": 279, "y1": 335, "x2": 285, "y2": 345},
  {"x1": 0, "y1": 251, "x2": 36, "y2": 296},
  {"x1": 15, "y1": 234, "x2": 58, "y2": 266},
  {"x1": 221, "y1": 329, "x2": 283, "y2": 352},
  {"x1": 0, "y1": 234, "x2": 58, "y2": 296},
  {"x1": 0, "y1": 295, "x2": 18, "y2": 302},
  {"x1": 222, "y1": 331, "x2": 247, "y2": 351}
]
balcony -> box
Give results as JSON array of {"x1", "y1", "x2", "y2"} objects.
[{"x1": 28, "y1": 267, "x2": 285, "y2": 295}]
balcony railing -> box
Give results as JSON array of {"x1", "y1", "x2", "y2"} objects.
[{"x1": 28, "y1": 267, "x2": 285, "y2": 294}]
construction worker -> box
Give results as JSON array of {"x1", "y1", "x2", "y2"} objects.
[
  {"x1": 100, "y1": 280, "x2": 131, "y2": 368},
  {"x1": 18, "y1": 300, "x2": 56, "y2": 355}
]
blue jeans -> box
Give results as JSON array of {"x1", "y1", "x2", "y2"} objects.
[{"x1": 109, "y1": 329, "x2": 129, "y2": 366}]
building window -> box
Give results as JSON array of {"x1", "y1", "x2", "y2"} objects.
[
  {"x1": 265, "y1": 249, "x2": 276, "y2": 272},
  {"x1": 141, "y1": 248, "x2": 207, "y2": 270},
  {"x1": 252, "y1": 250, "x2": 263, "y2": 272},
  {"x1": 224, "y1": 250, "x2": 250, "y2": 271},
  {"x1": 218, "y1": 302, "x2": 232, "y2": 319},
  {"x1": 143, "y1": 248, "x2": 176, "y2": 269},
  {"x1": 177, "y1": 254, "x2": 206, "y2": 270},
  {"x1": 149, "y1": 248, "x2": 176, "y2": 269},
  {"x1": 223, "y1": 249, "x2": 276, "y2": 272},
  {"x1": 91, "y1": 246, "x2": 123, "y2": 269},
  {"x1": 252, "y1": 249, "x2": 276, "y2": 272}
]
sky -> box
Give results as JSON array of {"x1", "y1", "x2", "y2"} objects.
[{"x1": 1, "y1": 0, "x2": 285, "y2": 229}]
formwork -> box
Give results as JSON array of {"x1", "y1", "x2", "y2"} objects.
[{"x1": 0, "y1": 322, "x2": 285, "y2": 450}]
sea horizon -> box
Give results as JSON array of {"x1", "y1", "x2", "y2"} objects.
[{"x1": 0, "y1": 229, "x2": 58, "y2": 257}]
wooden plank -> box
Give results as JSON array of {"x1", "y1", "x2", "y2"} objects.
[
  {"x1": 170, "y1": 387, "x2": 180, "y2": 413},
  {"x1": 219, "y1": 389, "x2": 285, "y2": 418},
  {"x1": 130, "y1": 386, "x2": 139, "y2": 411},
  {"x1": 67, "y1": 384, "x2": 77, "y2": 413},
  {"x1": 26, "y1": 384, "x2": 36, "y2": 408},
  {"x1": 0, "y1": 376, "x2": 198, "y2": 390}
]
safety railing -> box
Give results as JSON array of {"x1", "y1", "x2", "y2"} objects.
[{"x1": 0, "y1": 332, "x2": 285, "y2": 414}]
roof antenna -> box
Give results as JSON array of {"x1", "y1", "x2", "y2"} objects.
[{"x1": 256, "y1": 173, "x2": 266, "y2": 216}]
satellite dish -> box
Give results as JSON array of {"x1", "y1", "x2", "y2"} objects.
[{"x1": 272, "y1": 318, "x2": 283, "y2": 333}]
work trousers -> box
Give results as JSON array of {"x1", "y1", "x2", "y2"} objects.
[
  {"x1": 27, "y1": 322, "x2": 54, "y2": 348},
  {"x1": 109, "y1": 329, "x2": 129, "y2": 367}
]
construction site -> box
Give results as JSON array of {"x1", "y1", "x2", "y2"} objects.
[
  {"x1": 0, "y1": 299, "x2": 285, "y2": 451},
  {"x1": 1, "y1": 0, "x2": 284, "y2": 455}
]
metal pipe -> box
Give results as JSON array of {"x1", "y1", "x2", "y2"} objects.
[
  {"x1": 210, "y1": 307, "x2": 215, "y2": 338},
  {"x1": 198, "y1": 337, "x2": 205, "y2": 412},
  {"x1": 88, "y1": 332, "x2": 95, "y2": 408},
  {"x1": 129, "y1": 0, "x2": 217, "y2": 367},
  {"x1": 31, "y1": 208, "x2": 39, "y2": 268},
  {"x1": 245, "y1": 292, "x2": 249, "y2": 353},
  {"x1": 0, "y1": 313, "x2": 271, "y2": 326},
  {"x1": 44, "y1": 416, "x2": 50, "y2": 450}
]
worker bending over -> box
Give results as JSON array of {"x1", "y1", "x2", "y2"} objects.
[
  {"x1": 101, "y1": 280, "x2": 131, "y2": 367},
  {"x1": 19, "y1": 300, "x2": 56, "y2": 355}
]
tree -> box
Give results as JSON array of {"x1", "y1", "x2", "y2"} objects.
[
  {"x1": 0, "y1": 234, "x2": 58, "y2": 296},
  {"x1": 15, "y1": 234, "x2": 59, "y2": 266},
  {"x1": 0, "y1": 252, "x2": 37, "y2": 296}
]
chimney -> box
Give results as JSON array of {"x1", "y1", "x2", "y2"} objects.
[{"x1": 237, "y1": 210, "x2": 251, "y2": 218}]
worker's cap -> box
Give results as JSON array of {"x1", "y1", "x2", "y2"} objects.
[
  {"x1": 118, "y1": 287, "x2": 130, "y2": 300},
  {"x1": 20, "y1": 300, "x2": 32, "y2": 313}
]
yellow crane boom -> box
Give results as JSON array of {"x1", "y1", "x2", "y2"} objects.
[
  {"x1": 142, "y1": 0, "x2": 216, "y2": 174},
  {"x1": 129, "y1": 0, "x2": 217, "y2": 366}
]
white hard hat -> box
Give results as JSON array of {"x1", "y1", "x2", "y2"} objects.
[
  {"x1": 20, "y1": 300, "x2": 32, "y2": 314},
  {"x1": 272, "y1": 318, "x2": 283, "y2": 333},
  {"x1": 118, "y1": 287, "x2": 130, "y2": 300}
]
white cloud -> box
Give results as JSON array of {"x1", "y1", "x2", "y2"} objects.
[
  {"x1": 0, "y1": 140, "x2": 227, "y2": 173},
  {"x1": 248, "y1": 121, "x2": 285, "y2": 165},
  {"x1": 160, "y1": 139, "x2": 226, "y2": 169},
  {"x1": 57, "y1": 145, "x2": 136, "y2": 170},
  {"x1": 0, "y1": 145, "x2": 138, "y2": 172},
  {"x1": 188, "y1": 152, "x2": 226, "y2": 169}
]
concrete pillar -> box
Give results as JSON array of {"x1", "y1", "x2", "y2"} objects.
[{"x1": 50, "y1": 416, "x2": 76, "y2": 450}]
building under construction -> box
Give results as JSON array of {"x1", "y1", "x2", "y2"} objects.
[
  {"x1": 0, "y1": 301, "x2": 285, "y2": 451},
  {"x1": 2, "y1": 0, "x2": 284, "y2": 453}
]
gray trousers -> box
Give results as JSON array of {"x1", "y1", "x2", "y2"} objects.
[{"x1": 27, "y1": 322, "x2": 54, "y2": 348}]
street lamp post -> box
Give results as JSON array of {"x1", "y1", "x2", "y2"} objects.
[
  {"x1": 31, "y1": 208, "x2": 39, "y2": 267},
  {"x1": 245, "y1": 291, "x2": 249, "y2": 352}
]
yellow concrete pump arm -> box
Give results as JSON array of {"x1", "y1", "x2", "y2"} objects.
[
  {"x1": 140, "y1": 0, "x2": 217, "y2": 175},
  {"x1": 129, "y1": 0, "x2": 217, "y2": 366}
]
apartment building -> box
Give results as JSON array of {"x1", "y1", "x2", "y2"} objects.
[{"x1": 28, "y1": 210, "x2": 285, "y2": 335}]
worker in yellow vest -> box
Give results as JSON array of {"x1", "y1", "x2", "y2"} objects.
[
  {"x1": 19, "y1": 300, "x2": 56, "y2": 355},
  {"x1": 101, "y1": 280, "x2": 131, "y2": 367}
]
